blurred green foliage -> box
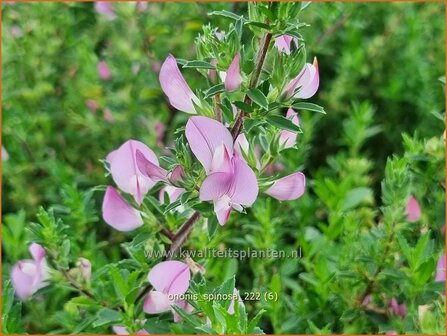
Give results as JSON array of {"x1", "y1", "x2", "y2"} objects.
[{"x1": 2, "y1": 1, "x2": 445, "y2": 334}]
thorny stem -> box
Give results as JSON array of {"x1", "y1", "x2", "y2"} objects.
[
  {"x1": 231, "y1": 31, "x2": 273, "y2": 140},
  {"x1": 358, "y1": 223, "x2": 397, "y2": 311},
  {"x1": 215, "y1": 94, "x2": 223, "y2": 122}
]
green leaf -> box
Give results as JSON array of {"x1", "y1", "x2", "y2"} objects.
[
  {"x1": 233, "y1": 101, "x2": 254, "y2": 113},
  {"x1": 246, "y1": 21, "x2": 271, "y2": 30},
  {"x1": 207, "y1": 216, "x2": 219, "y2": 240},
  {"x1": 267, "y1": 115, "x2": 302, "y2": 133},
  {"x1": 209, "y1": 10, "x2": 243, "y2": 21},
  {"x1": 292, "y1": 102, "x2": 326, "y2": 114},
  {"x1": 171, "y1": 304, "x2": 202, "y2": 327},
  {"x1": 247, "y1": 88, "x2": 269, "y2": 110},
  {"x1": 183, "y1": 60, "x2": 216, "y2": 70},
  {"x1": 247, "y1": 309, "x2": 266, "y2": 333},
  {"x1": 204, "y1": 83, "x2": 225, "y2": 99},
  {"x1": 93, "y1": 308, "x2": 121, "y2": 328},
  {"x1": 341, "y1": 187, "x2": 372, "y2": 211}
]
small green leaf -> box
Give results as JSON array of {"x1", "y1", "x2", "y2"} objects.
[
  {"x1": 183, "y1": 60, "x2": 216, "y2": 70},
  {"x1": 247, "y1": 88, "x2": 269, "y2": 110},
  {"x1": 292, "y1": 102, "x2": 326, "y2": 114},
  {"x1": 204, "y1": 83, "x2": 225, "y2": 98},
  {"x1": 207, "y1": 216, "x2": 219, "y2": 240},
  {"x1": 93, "y1": 308, "x2": 121, "y2": 328},
  {"x1": 209, "y1": 10, "x2": 244, "y2": 21},
  {"x1": 267, "y1": 115, "x2": 302, "y2": 133},
  {"x1": 233, "y1": 101, "x2": 254, "y2": 113},
  {"x1": 246, "y1": 21, "x2": 271, "y2": 30}
]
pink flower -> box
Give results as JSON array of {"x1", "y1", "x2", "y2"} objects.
[
  {"x1": 113, "y1": 326, "x2": 149, "y2": 335},
  {"x1": 86, "y1": 99, "x2": 99, "y2": 113},
  {"x1": 77, "y1": 258, "x2": 91, "y2": 282},
  {"x1": 215, "y1": 31, "x2": 224, "y2": 41},
  {"x1": 265, "y1": 172, "x2": 306, "y2": 201},
  {"x1": 102, "y1": 186, "x2": 143, "y2": 231},
  {"x1": 224, "y1": 53, "x2": 242, "y2": 91},
  {"x1": 159, "y1": 186, "x2": 184, "y2": 204},
  {"x1": 143, "y1": 261, "x2": 191, "y2": 320},
  {"x1": 135, "y1": 2, "x2": 148, "y2": 12},
  {"x1": 389, "y1": 298, "x2": 407, "y2": 318},
  {"x1": 405, "y1": 196, "x2": 421, "y2": 222},
  {"x1": 435, "y1": 254, "x2": 446, "y2": 282},
  {"x1": 107, "y1": 140, "x2": 159, "y2": 204},
  {"x1": 283, "y1": 57, "x2": 319, "y2": 99},
  {"x1": 159, "y1": 54, "x2": 200, "y2": 113},
  {"x1": 228, "y1": 288, "x2": 243, "y2": 314},
  {"x1": 185, "y1": 116, "x2": 258, "y2": 225},
  {"x1": 361, "y1": 294, "x2": 372, "y2": 306},
  {"x1": 274, "y1": 35, "x2": 298, "y2": 55},
  {"x1": 103, "y1": 107, "x2": 114, "y2": 122},
  {"x1": 279, "y1": 108, "x2": 300, "y2": 148},
  {"x1": 2, "y1": 146, "x2": 9, "y2": 161},
  {"x1": 11, "y1": 243, "x2": 49, "y2": 300},
  {"x1": 95, "y1": 2, "x2": 116, "y2": 20},
  {"x1": 98, "y1": 61, "x2": 112, "y2": 80}
]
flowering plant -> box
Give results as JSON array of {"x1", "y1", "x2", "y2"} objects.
[{"x1": 2, "y1": 2, "x2": 445, "y2": 335}]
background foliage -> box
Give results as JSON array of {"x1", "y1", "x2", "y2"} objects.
[{"x1": 2, "y1": 1, "x2": 445, "y2": 334}]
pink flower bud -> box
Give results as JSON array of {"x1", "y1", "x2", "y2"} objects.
[{"x1": 98, "y1": 61, "x2": 112, "y2": 80}]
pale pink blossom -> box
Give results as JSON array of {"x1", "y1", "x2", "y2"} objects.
[
  {"x1": 279, "y1": 108, "x2": 300, "y2": 148},
  {"x1": 11, "y1": 243, "x2": 49, "y2": 300},
  {"x1": 107, "y1": 140, "x2": 159, "y2": 204},
  {"x1": 265, "y1": 172, "x2": 306, "y2": 201},
  {"x1": 159, "y1": 54, "x2": 200, "y2": 113},
  {"x1": 274, "y1": 35, "x2": 298, "y2": 55},
  {"x1": 185, "y1": 116, "x2": 258, "y2": 225},
  {"x1": 405, "y1": 196, "x2": 421, "y2": 222},
  {"x1": 435, "y1": 254, "x2": 445, "y2": 282},
  {"x1": 224, "y1": 53, "x2": 242, "y2": 91},
  {"x1": 95, "y1": 2, "x2": 117, "y2": 20},
  {"x1": 283, "y1": 57, "x2": 319, "y2": 99},
  {"x1": 102, "y1": 186, "x2": 143, "y2": 231},
  {"x1": 98, "y1": 61, "x2": 112, "y2": 80}
]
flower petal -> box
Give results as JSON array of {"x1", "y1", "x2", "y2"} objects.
[
  {"x1": 95, "y1": 2, "x2": 116, "y2": 20},
  {"x1": 11, "y1": 260, "x2": 39, "y2": 300},
  {"x1": 274, "y1": 35, "x2": 297, "y2": 55},
  {"x1": 98, "y1": 60, "x2": 112, "y2": 80},
  {"x1": 108, "y1": 140, "x2": 158, "y2": 204},
  {"x1": 214, "y1": 195, "x2": 233, "y2": 225},
  {"x1": 112, "y1": 326, "x2": 129, "y2": 335},
  {"x1": 279, "y1": 109, "x2": 300, "y2": 148},
  {"x1": 185, "y1": 116, "x2": 233, "y2": 173},
  {"x1": 147, "y1": 261, "x2": 190, "y2": 295},
  {"x1": 294, "y1": 57, "x2": 319, "y2": 99},
  {"x1": 405, "y1": 195, "x2": 421, "y2": 222},
  {"x1": 159, "y1": 54, "x2": 199, "y2": 113},
  {"x1": 265, "y1": 172, "x2": 305, "y2": 201},
  {"x1": 159, "y1": 186, "x2": 185, "y2": 204},
  {"x1": 210, "y1": 144, "x2": 233, "y2": 174},
  {"x1": 200, "y1": 173, "x2": 233, "y2": 202},
  {"x1": 143, "y1": 290, "x2": 172, "y2": 314},
  {"x1": 234, "y1": 133, "x2": 249, "y2": 157},
  {"x1": 284, "y1": 63, "x2": 311, "y2": 99},
  {"x1": 435, "y1": 254, "x2": 446, "y2": 282},
  {"x1": 135, "y1": 149, "x2": 167, "y2": 182},
  {"x1": 228, "y1": 156, "x2": 258, "y2": 206},
  {"x1": 29, "y1": 243, "x2": 46, "y2": 263},
  {"x1": 224, "y1": 53, "x2": 242, "y2": 91},
  {"x1": 102, "y1": 186, "x2": 143, "y2": 231}
]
